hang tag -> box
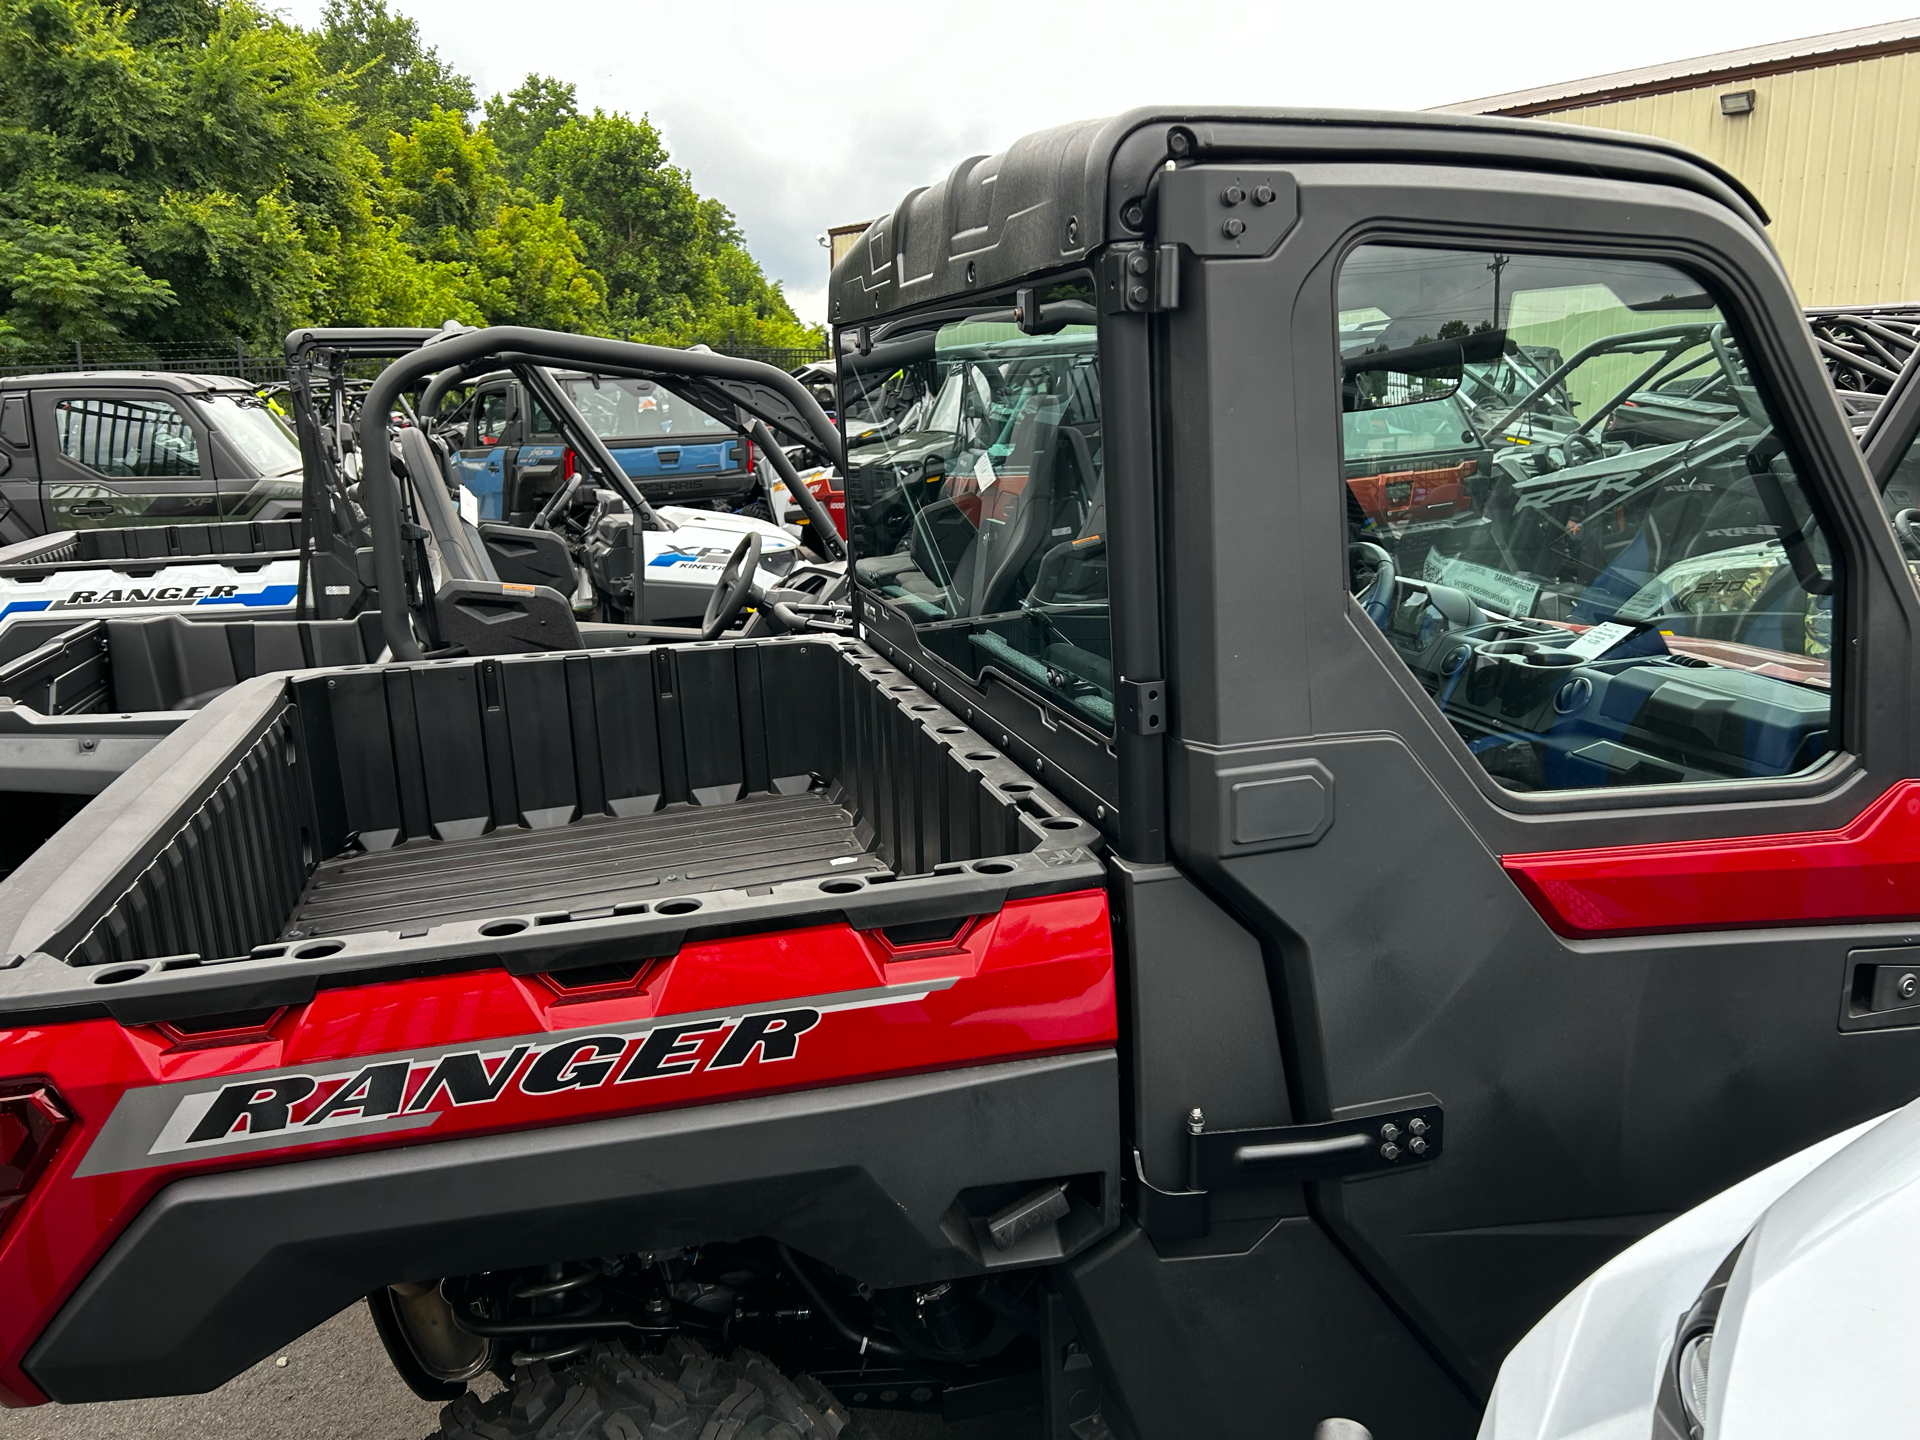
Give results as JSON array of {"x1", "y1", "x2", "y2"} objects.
[
  {"x1": 1561, "y1": 620, "x2": 1638, "y2": 661},
  {"x1": 458, "y1": 486, "x2": 480, "y2": 526}
]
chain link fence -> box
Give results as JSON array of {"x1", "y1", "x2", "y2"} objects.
[{"x1": 0, "y1": 339, "x2": 832, "y2": 384}]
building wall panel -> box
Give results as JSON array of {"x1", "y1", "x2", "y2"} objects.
[{"x1": 1545, "y1": 52, "x2": 1920, "y2": 306}]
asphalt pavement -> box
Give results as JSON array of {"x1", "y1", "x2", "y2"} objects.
[{"x1": 0, "y1": 1304, "x2": 1037, "y2": 1440}]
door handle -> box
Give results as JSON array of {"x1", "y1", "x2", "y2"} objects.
[
  {"x1": 69, "y1": 500, "x2": 114, "y2": 518},
  {"x1": 657, "y1": 448, "x2": 681, "y2": 466}
]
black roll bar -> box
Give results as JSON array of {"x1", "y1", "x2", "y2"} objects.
[{"x1": 356, "y1": 328, "x2": 845, "y2": 659}]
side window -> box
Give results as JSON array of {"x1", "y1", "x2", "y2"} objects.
[
  {"x1": 842, "y1": 279, "x2": 1110, "y2": 731},
  {"x1": 55, "y1": 396, "x2": 200, "y2": 477},
  {"x1": 1338, "y1": 244, "x2": 1839, "y2": 792},
  {"x1": 1, "y1": 395, "x2": 28, "y2": 448},
  {"x1": 473, "y1": 389, "x2": 513, "y2": 445}
]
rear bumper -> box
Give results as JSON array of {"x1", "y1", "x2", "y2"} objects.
[{"x1": 24, "y1": 1049, "x2": 1119, "y2": 1403}]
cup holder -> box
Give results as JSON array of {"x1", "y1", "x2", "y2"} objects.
[
  {"x1": 91, "y1": 963, "x2": 150, "y2": 985},
  {"x1": 1517, "y1": 651, "x2": 1582, "y2": 669},
  {"x1": 965, "y1": 752, "x2": 998, "y2": 762},
  {"x1": 819, "y1": 878, "x2": 865, "y2": 894},
  {"x1": 656, "y1": 898, "x2": 703, "y2": 916},
  {"x1": 974, "y1": 859, "x2": 1017, "y2": 875},
  {"x1": 1040, "y1": 817, "x2": 1081, "y2": 831},
  {"x1": 293, "y1": 939, "x2": 345, "y2": 959},
  {"x1": 479, "y1": 918, "x2": 530, "y2": 938}
]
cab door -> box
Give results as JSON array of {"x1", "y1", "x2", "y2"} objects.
[
  {"x1": 30, "y1": 387, "x2": 220, "y2": 530},
  {"x1": 1157, "y1": 161, "x2": 1920, "y2": 1401}
]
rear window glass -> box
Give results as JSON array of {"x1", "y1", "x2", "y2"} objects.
[
  {"x1": 555, "y1": 378, "x2": 729, "y2": 441},
  {"x1": 842, "y1": 279, "x2": 1110, "y2": 733}
]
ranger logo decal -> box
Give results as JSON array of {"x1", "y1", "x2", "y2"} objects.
[{"x1": 74, "y1": 979, "x2": 954, "y2": 1178}]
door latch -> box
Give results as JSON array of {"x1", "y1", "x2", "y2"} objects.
[{"x1": 1130, "y1": 1096, "x2": 1444, "y2": 1242}]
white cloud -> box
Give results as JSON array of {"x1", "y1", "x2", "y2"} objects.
[{"x1": 278, "y1": 0, "x2": 1920, "y2": 326}]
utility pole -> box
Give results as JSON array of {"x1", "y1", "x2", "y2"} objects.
[{"x1": 1487, "y1": 253, "x2": 1511, "y2": 330}]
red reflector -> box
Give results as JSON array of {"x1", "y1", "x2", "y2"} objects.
[
  {"x1": 1504, "y1": 780, "x2": 1920, "y2": 938},
  {"x1": 0, "y1": 1081, "x2": 71, "y2": 1228},
  {"x1": 563, "y1": 448, "x2": 576, "y2": 480}
]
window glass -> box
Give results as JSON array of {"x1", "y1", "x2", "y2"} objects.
[
  {"x1": 56, "y1": 396, "x2": 200, "y2": 477},
  {"x1": 557, "y1": 377, "x2": 727, "y2": 440},
  {"x1": 474, "y1": 390, "x2": 512, "y2": 445},
  {"x1": 200, "y1": 393, "x2": 300, "y2": 474},
  {"x1": 1339, "y1": 245, "x2": 1839, "y2": 791},
  {"x1": 843, "y1": 279, "x2": 1110, "y2": 731},
  {"x1": 1881, "y1": 421, "x2": 1920, "y2": 552}
]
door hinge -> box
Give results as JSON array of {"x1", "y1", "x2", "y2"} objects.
[
  {"x1": 1099, "y1": 243, "x2": 1181, "y2": 315},
  {"x1": 1118, "y1": 677, "x2": 1167, "y2": 736}
]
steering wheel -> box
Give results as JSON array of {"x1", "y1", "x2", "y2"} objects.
[
  {"x1": 1349, "y1": 541, "x2": 1397, "y2": 630},
  {"x1": 1895, "y1": 508, "x2": 1920, "y2": 562},
  {"x1": 1562, "y1": 431, "x2": 1604, "y2": 465},
  {"x1": 701, "y1": 533, "x2": 761, "y2": 639}
]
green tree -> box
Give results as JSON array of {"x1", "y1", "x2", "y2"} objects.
[
  {"x1": 528, "y1": 109, "x2": 819, "y2": 349},
  {"x1": 0, "y1": 0, "x2": 374, "y2": 349},
  {"x1": 309, "y1": 0, "x2": 473, "y2": 149},
  {"x1": 483, "y1": 74, "x2": 576, "y2": 187},
  {"x1": 385, "y1": 104, "x2": 504, "y2": 257}
]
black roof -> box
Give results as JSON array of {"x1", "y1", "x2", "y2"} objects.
[
  {"x1": 828, "y1": 107, "x2": 1768, "y2": 326},
  {"x1": 0, "y1": 371, "x2": 254, "y2": 394}
]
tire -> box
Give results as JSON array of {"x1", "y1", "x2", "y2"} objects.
[{"x1": 434, "y1": 1336, "x2": 876, "y2": 1440}]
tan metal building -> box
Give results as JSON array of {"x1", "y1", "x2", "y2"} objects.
[{"x1": 1439, "y1": 19, "x2": 1920, "y2": 306}]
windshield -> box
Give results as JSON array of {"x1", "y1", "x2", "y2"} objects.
[
  {"x1": 844, "y1": 280, "x2": 1110, "y2": 732},
  {"x1": 555, "y1": 377, "x2": 729, "y2": 442},
  {"x1": 1339, "y1": 244, "x2": 1840, "y2": 791},
  {"x1": 202, "y1": 393, "x2": 300, "y2": 474}
]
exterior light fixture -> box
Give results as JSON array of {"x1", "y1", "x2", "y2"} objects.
[{"x1": 1720, "y1": 90, "x2": 1756, "y2": 116}]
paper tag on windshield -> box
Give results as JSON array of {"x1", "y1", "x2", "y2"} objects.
[
  {"x1": 973, "y1": 454, "x2": 997, "y2": 490},
  {"x1": 458, "y1": 485, "x2": 480, "y2": 526},
  {"x1": 1561, "y1": 620, "x2": 1639, "y2": 661}
]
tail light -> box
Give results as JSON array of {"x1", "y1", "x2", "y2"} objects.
[
  {"x1": 562, "y1": 448, "x2": 577, "y2": 480},
  {"x1": 743, "y1": 438, "x2": 757, "y2": 475},
  {"x1": 0, "y1": 1081, "x2": 71, "y2": 1235}
]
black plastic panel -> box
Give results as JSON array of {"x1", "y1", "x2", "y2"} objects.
[{"x1": 27, "y1": 1052, "x2": 1121, "y2": 1403}]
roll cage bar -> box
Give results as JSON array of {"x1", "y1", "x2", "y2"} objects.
[{"x1": 349, "y1": 328, "x2": 846, "y2": 659}]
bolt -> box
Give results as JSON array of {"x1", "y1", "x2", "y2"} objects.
[
  {"x1": 1129, "y1": 284, "x2": 1149, "y2": 305},
  {"x1": 1128, "y1": 252, "x2": 1150, "y2": 275},
  {"x1": 1380, "y1": 1141, "x2": 1401, "y2": 1161},
  {"x1": 1187, "y1": 1107, "x2": 1206, "y2": 1134},
  {"x1": 1380, "y1": 1122, "x2": 1400, "y2": 1142},
  {"x1": 965, "y1": 261, "x2": 977, "y2": 285},
  {"x1": 1123, "y1": 202, "x2": 1145, "y2": 229},
  {"x1": 1222, "y1": 217, "x2": 1247, "y2": 239},
  {"x1": 1168, "y1": 130, "x2": 1191, "y2": 157},
  {"x1": 1902, "y1": 972, "x2": 1918, "y2": 1001},
  {"x1": 79, "y1": 737, "x2": 96, "y2": 752},
  {"x1": 1408, "y1": 1117, "x2": 1429, "y2": 1136},
  {"x1": 1065, "y1": 216, "x2": 1079, "y2": 245},
  {"x1": 1253, "y1": 183, "x2": 1277, "y2": 205},
  {"x1": 1222, "y1": 184, "x2": 1246, "y2": 206},
  {"x1": 1410, "y1": 1137, "x2": 1429, "y2": 1156}
]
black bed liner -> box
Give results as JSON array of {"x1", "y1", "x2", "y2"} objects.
[
  {"x1": 0, "y1": 635, "x2": 1104, "y2": 1024},
  {"x1": 288, "y1": 790, "x2": 887, "y2": 937}
]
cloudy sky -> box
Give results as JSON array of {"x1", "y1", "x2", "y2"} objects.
[{"x1": 281, "y1": 0, "x2": 1920, "y2": 325}]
